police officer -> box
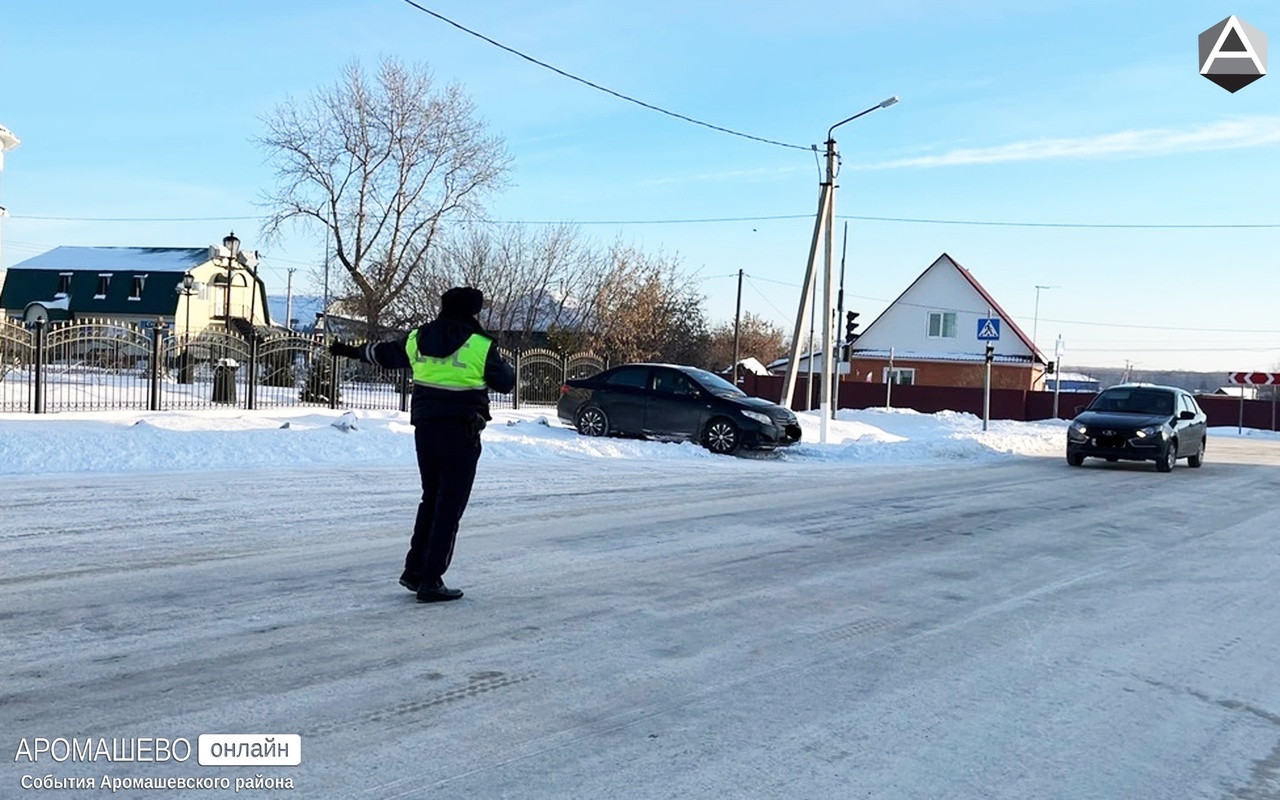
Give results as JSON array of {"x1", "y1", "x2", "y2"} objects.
[{"x1": 329, "y1": 287, "x2": 515, "y2": 602}]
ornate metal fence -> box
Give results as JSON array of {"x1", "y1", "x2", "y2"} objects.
[{"x1": 0, "y1": 318, "x2": 606, "y2": 414}]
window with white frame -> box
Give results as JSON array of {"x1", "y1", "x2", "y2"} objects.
[
  {"x1": 56, "y1": 273, "x2": 72, "y2": 297},
  {"x1": 129, "y1": 274, "x2": 148, "y2": 300},
  {"x1": 927, "y1": 311, "x2": 957, "y2": 338},
  {"x1": 95, "y1": 274, "x2": 112, "y2": 299},
  {"x1": 884, "y1": 367, "x2": 915, "y2": 385}
]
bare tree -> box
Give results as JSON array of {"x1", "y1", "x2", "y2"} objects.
[
  {"x1": 397, "y1": 223, "x2": 602, "y2": 351},
  {"x1": 556, "y1": 242, "x2": 709, "y2": 365},
  {"x1": 257, "y1": 58, "x2": 509, "y2": 335},
  {"x1": 706, "y1": 312, "x2": 788, "y2": 372}
]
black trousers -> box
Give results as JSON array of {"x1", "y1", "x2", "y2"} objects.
[{"x1": 406, "y1": 417, "x2": 482, "y2": 580}]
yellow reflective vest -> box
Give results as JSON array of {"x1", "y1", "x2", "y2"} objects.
[{"x1": 406, "y1": 331, "x2": 492, "y2": 391}]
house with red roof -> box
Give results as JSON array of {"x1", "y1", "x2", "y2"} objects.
[{"x1": 848, "y1": 253, "x2": 1047, "y2": 390}]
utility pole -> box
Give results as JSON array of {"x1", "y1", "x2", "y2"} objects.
[
  {"x1": 285, "y1": 267, "x2": 297, "y2": 331},
  {"x1": 780, "y1": 97, "x2": 898, "y2": 444},
  {"x1": 806, "y1": 275, "x2": 816, "y2": 411},
  {"x1": 833, "y1": 222, "x2": 848, "y2": 418},
  {"x1": 732, "y1": 268, "x2": 743, "y2": 385}
]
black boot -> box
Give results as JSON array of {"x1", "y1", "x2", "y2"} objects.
[
  {"x1": 399, "y1": 569, "x2": 421, "y2": 593},
  {"x1": 416, "y1": 576, "x2": 464, "y2": 603}
]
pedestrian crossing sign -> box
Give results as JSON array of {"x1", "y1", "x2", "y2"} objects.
[{"x1": 976, "y1": 318, "x2": 1001, "y2": 340}]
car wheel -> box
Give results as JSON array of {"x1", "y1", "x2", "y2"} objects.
[
  {"x1": 576, "y1": 406, "x2": 610, "y2": 437},
  {"x1": 703, "y1": 418, "x2": 740, "y2": 455},
  {"x1": 1157, "y1": 439, "x2": 1177, "y2": 472},
  {"x1": 1188, "y1": 438, "x2": 1205, "y2": 468},
  {"x1": 1067, "y1": 451, "x2": 1085, "y2": 467}
]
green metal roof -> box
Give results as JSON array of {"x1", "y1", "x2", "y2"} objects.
[{"x1": 2, "y1": 260, "x2": 190, "y2": 317}]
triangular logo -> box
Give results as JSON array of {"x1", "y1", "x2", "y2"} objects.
[
  {"x1": 1199, "y1": 16, "x2": 1268, "y2": 93},
  {"x1": 1221, "y1": 28, "x2": 1247, "y2": 52}
]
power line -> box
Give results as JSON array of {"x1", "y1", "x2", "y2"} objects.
[
  {"x1": 843, "y1": 214, "x2": 1280, "y2": 230},
  {"x1": 396, "y1": 0, "x2": 811, "y2": 152},
  {"x1": 842, "y1": 292, "x2": 1280, "y2": 335},
  {"x1": 742, "y1": 276, "x2": 793, "y2": 321},
  {"x1": 11, "y1": 214, "x2": 266, "y2": 222},
  {"x1": 10, "y1": 210, "x2": 1280, "y2": 229}
]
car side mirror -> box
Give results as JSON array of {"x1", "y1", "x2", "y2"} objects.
[
  {"x1": 1074, "y1": 405, "x2": 1085, "y2": 415},
  {"x1": 1179, "y1": 410, "x2": 1195, "y2": 420}
]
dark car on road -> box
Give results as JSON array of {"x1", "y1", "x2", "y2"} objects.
[
  {"x1": 1066, "y1": 383, "x2": 1207, "y2": 472},
  {"x1": 557, "y1": 363, "x2": 802, "y2": 455}
]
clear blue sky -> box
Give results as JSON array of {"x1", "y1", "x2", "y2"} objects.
[{"x1": 2, "y1": 0, "x2": 1277, "y2": 372}]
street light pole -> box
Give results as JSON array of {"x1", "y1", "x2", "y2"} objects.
[
  {"x1": 1032, "y1": 284, "x2": 1057, "y2": 387},
  {"x1": 820, "y1": 96, "x2": 898, "y2": 439},
  {"x1": 1053, "y1": 335, "x2": 1064, "y2": 418},
  {"x1": 781, "y1": 95, "x2": 898, "y2": 444}
]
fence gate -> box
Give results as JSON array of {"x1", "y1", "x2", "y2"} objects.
[
  {"x1": 160, "y1": 329, "x2": 253, "y2": 411},
  {"x1": 0, "y1": 319, "x2": 34, "y2": 412},
  {"x1": 517, "y1": 348, "x2": 568, "y2": 407},
  {"x1": 257, "y1": 334, "x2": 331, "y2": 409},
  {"x1": 566, "y1": 352, "x2": 606, "y2": 381},
  {"x1": 40, "y1": 319, "x2": 154, "y2": 412}
]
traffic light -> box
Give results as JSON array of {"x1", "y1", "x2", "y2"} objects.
[
  {"x1": 845, "y1": 311, "x2": 860, "y2": 343},
  {"x1": 1046, "y1": 360, "x2": 1057, "y2": 374}
]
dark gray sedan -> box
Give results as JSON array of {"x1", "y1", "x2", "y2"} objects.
[
  {"x1": 1066, "y1": 384, "x2": 1207, "y2": 472},
  {"x1": 557, "y1": 363, "x2": 801, "y2": 455}
]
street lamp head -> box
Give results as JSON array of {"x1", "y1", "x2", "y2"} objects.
[
  {"x1": 829, "y1": 94, "x2": 901, "y2": 138},
  {"x1": 181, "y1": 272, "x2": 195, "y2": 292},
  {"x1": 223, "y1": 232, "x2": 240, "y2": 258}
]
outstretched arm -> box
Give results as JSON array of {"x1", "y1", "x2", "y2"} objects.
[{"x1": 329, "y1": 337, "x2": 411, "y2": 370}]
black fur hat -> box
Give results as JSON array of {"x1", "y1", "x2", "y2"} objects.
[{"x1": 440, "y1": 287, "x2": 484, "y2": 318}]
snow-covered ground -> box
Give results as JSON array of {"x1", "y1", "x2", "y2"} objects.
[
  {"x1": 2, "y1": 403, "x2": 1275, "y2": 476},
  {"x1": 4, "y1": 407, "x2": 1280, "y2": 798}
]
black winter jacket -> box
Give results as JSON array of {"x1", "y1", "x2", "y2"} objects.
[{"x1": 355, "y1": 314, "x2": 515, "y2": 423}]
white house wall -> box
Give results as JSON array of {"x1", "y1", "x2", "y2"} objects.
[{"x1": 854, "y1": 255, "x2": 1033, "y2": 360}]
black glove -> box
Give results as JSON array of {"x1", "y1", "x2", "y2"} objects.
[{"x1": 329, "y1": 340, "x2": 363, "y2": 360}]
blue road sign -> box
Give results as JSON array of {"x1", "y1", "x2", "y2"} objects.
[{"x1": 976, "y1": 317, "x2": 1001, "y2": 340}]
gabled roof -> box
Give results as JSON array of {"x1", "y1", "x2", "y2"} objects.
[
  {"x1": 11, "y1": 246, "x2": 209, "y2": 272},
  {"x1": 854, "y1": 253, "x2": 1046, "y2": 364}
]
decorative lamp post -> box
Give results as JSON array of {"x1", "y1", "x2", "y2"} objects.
[
  {"x1": 213, "y1": 232, "x2": 241, "y2": 404},
  {"x1": 177, "y1": 272, "x2": 196, "y2": 383},
  {"x1": 181, "y1": 272, "x2": 195, "y2": 338},
  {"x1": 223, "y1": 231, "x2": 240, "y2": 324}
]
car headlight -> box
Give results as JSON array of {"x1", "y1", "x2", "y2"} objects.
[
  {"x1": 1069, "y1": 422, "x2": 1087, "y2": 435},
  {"x1": 1134, "y1": 426, "x2": 1160, "y2": 439},
  {"x1": 742, "y1": 410, "x2": 772, "y2": 426}
]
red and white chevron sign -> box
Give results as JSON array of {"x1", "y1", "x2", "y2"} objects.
[{"x1": 1228, "y1": 371, "x2": 1280, "y2": 385}]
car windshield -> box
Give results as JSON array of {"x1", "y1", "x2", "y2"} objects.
[
  {"x1": 1088, "y1": 388, "x2": 1175, "y2": 416},
  {"x1": 686, "y1": 368, "x2": 746, "y2": 397}
]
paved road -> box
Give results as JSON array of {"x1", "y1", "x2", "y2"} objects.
[{"x1": 3, "y1": 439, "x2": 1280, "y2": 798}]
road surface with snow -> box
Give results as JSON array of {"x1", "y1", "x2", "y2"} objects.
[{"x1": 3, "y1": 410, "x2": 1280, "y2": 798}]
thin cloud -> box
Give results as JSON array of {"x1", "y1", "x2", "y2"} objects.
[{"x1": 861, "y1": 117, "x2": 1280, "y2": 169}]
